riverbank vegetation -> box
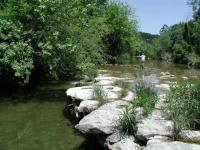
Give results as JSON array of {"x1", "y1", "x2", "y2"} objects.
[
  {"x1": 133, "y1": 82, "x2": 158, "y2": 116},
  {"x1": 0, "y1": 0, "x2": 142, "y2": 86},
  {"x1": 143, "y1": 0, "x2": 200, "y2": 68},
  {"x1": 163, "y1": 82, "x2": 200, "y2": 139},
  {"x1": 119, "y1": 81, "x2": 158, "y2": 135}
]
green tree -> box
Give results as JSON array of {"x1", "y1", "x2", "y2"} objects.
[{"x1": 103, "y1": 2, "x2": 140, "y2": 63}]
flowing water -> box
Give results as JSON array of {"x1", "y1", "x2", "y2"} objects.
[
  {"x1": 0, "y1": 60, "x2": 200, "y2": 150},
  {"x1": 103, "y1": 60, "x2": 200, "y2": 84}
]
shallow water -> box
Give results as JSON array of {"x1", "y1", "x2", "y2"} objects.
[
  {"x1": 0, "y1": 60, "x2": 200, "y2": 150},
  {"x1": 102, "y1": 60, "x2": 200, "y2": 83}
]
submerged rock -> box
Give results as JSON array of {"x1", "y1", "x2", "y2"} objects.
[
  {"x1": 95, "y1": 76, "x2": 120, "y2": 82},
  {"x1": 96, "y1": 80, "x2": 114, "y2": 86},
  {"x1": 182, "y1": 76, "x2": 189, "y2": 80},
  {"x1": 144, "y1": 141, "x2": 200, "y2": 150}
]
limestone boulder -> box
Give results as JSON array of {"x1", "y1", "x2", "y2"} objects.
[
  {"x1": 78, "y1": 100, "x2": 99, "y2": 113},
  {"x1": 136, "y1": 118, "x2": 173, "y2": 141},
  {"x1": 180, "y1": 130, "x2": 200, "y2": 144},
  {"x1": 108, "y1": 136, "x2": 142, "y2": 150},
  {"x1": 66, "y1": 86, "x2": 122, "y2": 101},
  {"x1": 75, "y1": 101, "x2": 128, "y2": 134},
  {"x1": 144, "y1": 141, "x2": 200, "y2": 150}
]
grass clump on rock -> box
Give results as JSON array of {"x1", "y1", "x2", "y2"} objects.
[
  {"x1": 163, "y1": 82, "x2": 200, "y2": 139},
  {"x1": 92, "y1": 85, "x2": 107, "y2": 106},
  {"x1": 119, "y1": 81, "x2": 158, "y2": 136},
  {"x1": 132, "y1": 81, "x2": 158, "y2": 116},
  {"x1": 119, "y1": 106, "x2": 137, "y2": 136}
]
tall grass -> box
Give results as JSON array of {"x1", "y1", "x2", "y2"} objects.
[
  {"x1": 92, "y1": 85, "x2": 107, "y2": 106},
  {"x1": 119, "y1": 81, "x2": 158, "y2": 136},
  {"x1": 132, "y1": 81, "x2": 158, "y2": 116},
  {"x1": 118, "y1": 106, "x2": 137, "y2": 136},
  {"x1": 163, "y1": 82, "x2": 200, "y2": 139}
]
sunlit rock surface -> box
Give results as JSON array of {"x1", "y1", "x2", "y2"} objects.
[
  {"x1": 66, "y1": 86, "x2": 122, "y2": 101},
  {"x1": 78, "y1": 100, "x2": 99, "y2": 113},
  {"x1": 144, "y1": 141, "x2": 200, "y2": 150},
  {"x1": 75, "y1": 101, "x2": 128, "y2": 134},
  {"x1": 108, "y1": 136, "x2": 141, "y2": 150}
]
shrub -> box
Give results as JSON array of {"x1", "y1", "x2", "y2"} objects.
[
  {"x1": 119, "y1": 106, "x2": 137, "y2": 136},
  {"x1": 132, "y1": 81, "x2": 158, "y2": 116},
  {"x1": 92, "y1": 85, "x2": 107, "y2": 106},
  {"x1": 163, "y1": 82, "x2": 200, "y2": 139}
]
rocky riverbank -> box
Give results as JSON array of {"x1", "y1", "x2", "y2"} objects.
[{"x1": 66, "y1": 69, "x2": 200, "y2": 150}]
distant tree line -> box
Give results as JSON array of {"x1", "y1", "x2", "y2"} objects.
[
  {"x1": 140, "y1": 32, "x2": 158, "y2": 44},
  {"x1": 145, "y1": 0, "x2": 200, "y2": 67},
  {"x1": 0, "y1": 0, "x2": 142, "y2": 86}
]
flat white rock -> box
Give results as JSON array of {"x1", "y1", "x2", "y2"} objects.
[
  {"x1": 136, "y1": 119, "x2": 173, "y2": 141},
  {"x1": 144, "y1": 141, "x2": 200, "y2": 150},
  {"x1": 78, "y1": 100, "x2": 99, "y2": 113},
  {"x1": 180, "y1": 130, "x2": 200, "y2": 143},
  {"x1": 108, "y1": 136, "x2": 142, "y2": 150},
  {"x1": 75, "y1": 101, "x2": 128, "y2": 134},
  {"x1": 66, "y1": 86, "x2": 122, "y2": 101}
]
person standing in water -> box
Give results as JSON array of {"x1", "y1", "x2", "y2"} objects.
[{"x1": 139, "y1": 53, "x2": 146, "y2": 69}]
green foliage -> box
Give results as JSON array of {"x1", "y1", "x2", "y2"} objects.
[
  {"x1": 119, "y1": 81, "x2": 158, "y2": 135},
  {"x1": 164, "y1": 82, "x2": 200, "y2": 139},
  {"x1": 149, "y1": 1, "x2": 200, "y2": 67},
  {"x1": 103, "y1": 2, "x2": 141, "y2": 63},
  {"x1": 92, "y1": 85, "x2": 107, "y2": 105},
  {"x1": 140, "y1": 32, "x2": 158, "y2": 44},
  {"x1": 0, "y1": 0, "x2": 141, "y2": 85},
  {"x1": 0, "y1": 19, "x2": 33, "y2": 85},
  {"x1": 119, "y1": 106, "x2": 137, "y2": 135},
  {"x1": 132, "y1": 82, "x2": 158, "y2": 116}
]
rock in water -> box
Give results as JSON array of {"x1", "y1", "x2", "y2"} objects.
[
  {"x1": 66, "y1": 86, "x2": 122, "y2": 101},
  {"x1": 179, "y1": 130, "x2": 200, "y2": 144},
  {"x1": 75, "y1": 101, "x2": 128, "y2": 134},
  {"x1": 136, "y1": 119, "x2": 173, "y2": 142},
  {"x1": 144, "y1": 141, "x2": 200, "y2": 150},
  {"x1": 108, "y1": 136, "x2": 142, "y2": 150},
  {"x1": 78, "y1": 100, "x2": 99, "y2": 113}
]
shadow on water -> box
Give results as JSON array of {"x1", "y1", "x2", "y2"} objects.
[{"x1": 0, "y1": 80, "x2": 106, "y2": 150}]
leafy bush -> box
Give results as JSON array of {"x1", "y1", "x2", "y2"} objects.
[
  {"x1": 92, "y1": 85, "x2": 107, "y2": 106},
  {"x1": 132, "y1": 81, "x2": 158, "y2": 116},
  {"x1": 163, "y1": 82, "x2": 200, "y2": 139},
  {"x1": 119, "y1": 106, "x2": 137, "y2": 136},
  {"x1": 0, "y1": 19, "x2": 34, "y2": 85},
  {"x1": 116, "y1": 53, "x2": 132, "y2": 64},
  {"x1": 0, "y1": 0, "x2": 141, "y2": 86}
]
